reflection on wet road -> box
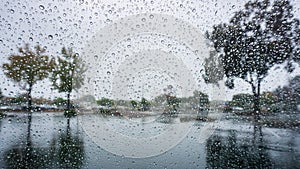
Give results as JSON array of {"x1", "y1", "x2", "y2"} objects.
[{"x1": 0, "y1": 112, "x2": 299, "y2": 168}]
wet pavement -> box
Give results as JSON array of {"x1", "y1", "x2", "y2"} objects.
[{"x1": 0, "y1": 112, "x2": 299, "y2": 169}]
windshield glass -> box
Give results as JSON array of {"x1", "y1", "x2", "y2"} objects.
[{"x1": 0, "y1": 0, "x2": 300, "y2": 168}]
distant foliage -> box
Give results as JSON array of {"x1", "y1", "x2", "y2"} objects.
[
  {"x1": 131, "y1": 100, "x2": 138, "y2": 109},
  {"x1": 96, "y1": 97, "x2": 115, "y2": 107},
  {"x1": 140, "y1": 98, "x2": 151, "y2": 111},
  {"x1": 273, "y1": 75, "x2": 300, "y2": 110},
  {"x1": 53, "y1": 97, "x2": 67, "y2": 107},
  {"x1": 230, "y1": 93, "x2": 253, "y2": 110}
]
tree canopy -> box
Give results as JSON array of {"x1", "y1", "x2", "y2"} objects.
[
  {"x1": 51, "y1": 47, "x2": 86, "y2": 94},
  {"x1": 51, "y1": 47, "x2": 86, "y2": 111},
  {"x1": 2, "y1": 44, "x2": 55, "y2": 109}
]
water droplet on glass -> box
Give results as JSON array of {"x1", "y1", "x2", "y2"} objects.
[
  {"x1": 39, "y1": 5, "x2": 45, "y2": 10},
  {"x1": 48, "y1": 35, "x2": 53, "y2": 40}
]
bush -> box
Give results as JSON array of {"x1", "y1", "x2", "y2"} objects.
[
  {"x1": 98, "y1": 108, "x2": 111, "y2": 114},
  {"x1": 0, "y1": 112, "x2": 7, "y2": 118},
  {"x1": 64, "y1": 109, "x2": 77, "y2": 118}
]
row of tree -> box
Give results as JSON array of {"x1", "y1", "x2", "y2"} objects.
[
  {"x1": 95, "y1": 90, "x2": 209, "y2": 114},
  {"x1": 2, "y1": 0, "x2": 300, "y2": 122},
  {"x1": 2, "y1": 44, "x2": 86, "y2": 116}
]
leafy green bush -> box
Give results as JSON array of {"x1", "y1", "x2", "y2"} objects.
[
  {"x1": 64, "y1": 109, "x2": 77, "y2": 118},
  {"x1": 98, "y1": 108, "x2": 111, "y2": 114},
  {"x1": 0, "y1": 112, "x2": 7, "y2": 118},
  {"x1": 53, "y1": 97, "x2": 67, "y2": 107}
]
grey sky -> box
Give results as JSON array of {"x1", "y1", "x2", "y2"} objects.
[{"x1": 0, "y1": 0, "x2": 300, "y2": 101}]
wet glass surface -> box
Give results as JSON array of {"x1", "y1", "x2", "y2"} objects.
[{"x1": 1, "y1": 0, "x2": 300, "y2": 168}]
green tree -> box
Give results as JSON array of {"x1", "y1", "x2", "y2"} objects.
[
  {"x1": 53, "y1": 97, "x2": 67, "y2": 107},
  {"x1": 130, "y1": 100, "x2": 138, "y2": 109},
  {"x1": 166, "y1": 95, "x2": 180, "y2": 112},
  {"x1": 51, "y1": 47, "x2": 86, "y2": 116},
  {"x1": 11, "y1": 94, "x2": 27, "y2": 105},
  {"x1": 287, "y1": 75, "x2": 300, "y2": 106},
  {"x1": 230, "y1": 93, "x2": 253, "y2": 110},
  {"x1": 204, "y1": 0, "x2": 300, "y2": 120},
  {"x1": 193, "y1": 90, "x2": 209, "y2": 107},
  {"x1": 260, "y1": 92, "x2": 277, "y2": 106},
  {"x1": 2, "y1": 44, "x2": 55, "y2": 110},
  {"x1": 273, "y1": 75, "x2": 300, "y2": 110},
  {"x1": 140, "y1": 97, "x2": 151, "y2": 111},
  {"x1": 96, "y1": 97, "x2": 114, "y2": 107}
]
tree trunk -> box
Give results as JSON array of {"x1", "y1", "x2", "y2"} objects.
[
  {"x1": 27, "y1": 83, "x2": 33, "y2": 146},
  {"x1": 67, "y1": 117, "x2": 70, "y2": 129},
  {"x1": 67, "y1": 92, "x2": 71, "y2": 111},
  {"x1": 251, "y1": 80, "x2": 261, "y2": 122},
  {"x1": 27, "y1": 83, "x2": 33, "y2": 111},
  {"x1": 253, "y1": 94, "x2": 261, "y2": 121},
  {"x1": 66, "y1": 91, "x2": 71, "y2": 128},
  {"x1": 251, "y1": 80, "x2": 263, "y2": 146}
]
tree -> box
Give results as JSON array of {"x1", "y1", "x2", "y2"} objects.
[
  {"x1": 260, "y1": 92, "x2": 277, "y2": 107},
  {"x1": 230, "y1": 93, "x2": 253, "y2": 110},
  {"x1": 193, "y1": 90, "x2": 209, "y2": 107},
  {"x1": 2, "y1": 44, "x2": 55, "y2": 110},
  {"x1": 11, "y1": 94, "x2": 27, "y2": 105},
  {"x1": 204, "y1": 0, "x2": 300, "y2": 120},
  {"x1": 53, "y1": 97, "x2": 67, "y2": 107},
  {"x1": 96, "y1": 97, "x2": 114, "y2": 108},
  {"x1": 165, "y1": 95, "x2": 180, "y2": 112},
  {"x1": 51, "y1": 47, "x2": 86, "y2": 116},
  {"x1": 130, "y1": 100, "x2": 138, "y2": 109},
  {"x1": 140, "y1": 97, "x2": 151, "y2": 111},
  {"x1": 273, "y1": 75, "x2": 300, "y2": 110},
  {"x1": 287, "y1": 75, "x2": 300, "y2": 104}
]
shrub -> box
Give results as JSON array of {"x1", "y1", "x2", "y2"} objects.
[{"x1": 64, "y1": 109, "x2": 77, "y2": 118}]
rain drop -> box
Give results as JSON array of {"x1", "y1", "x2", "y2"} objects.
[{"x1": 39, "y1": 5, "x2": 45, "y2": 10}]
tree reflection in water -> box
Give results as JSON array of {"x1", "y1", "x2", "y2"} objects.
[
  {"x1": 4, "y1": 118, "x2": 85, "y2": 169},
  {"x1": 206, "y1": 129, "x2": 272, "y2": 169},
  {"x1": 54, "y1": 124, "x2": 85, "y2": 169}
]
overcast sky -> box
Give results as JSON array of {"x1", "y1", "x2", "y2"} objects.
[{"x1": 0, "y1": 0, "x2": 300, "y2": 101}]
